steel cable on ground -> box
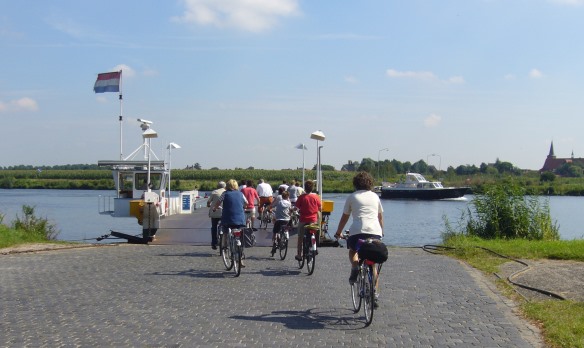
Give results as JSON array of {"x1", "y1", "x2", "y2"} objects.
[{"x1": 420, "y1": 244, "x2": 566, "y2": 301}]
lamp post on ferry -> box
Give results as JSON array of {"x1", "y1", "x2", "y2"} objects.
[
  {"x1": 142, "y1": 128, "x2": 158, "y2": 190},
  {"x1": 295, "y1": 143, "x2": 308, "y2": 186},
  {"x1": 167, "y1": 142, "x2": 181, "y2": 200},
  {"x1": 310, "y1": 130, "x2": 325, "y2": 195},
  {"x1": 377, "y1": 147, "x2": 389, "y2": 181}
]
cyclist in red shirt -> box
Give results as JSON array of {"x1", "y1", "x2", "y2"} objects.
[
  {"x1": 294, "y1": 180, "x2": 321, "y2": 261},
  {"x1": 241, "y1": 179, "x2": 259, "y2": 229}
]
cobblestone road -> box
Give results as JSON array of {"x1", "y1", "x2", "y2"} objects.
[{"x1": 0, "y1": 244, "x2": 543, "y2": 347}]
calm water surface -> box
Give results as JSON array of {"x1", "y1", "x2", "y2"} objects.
[{"x1": 0, "y1": 190, "x2": 582, "y2": 246}]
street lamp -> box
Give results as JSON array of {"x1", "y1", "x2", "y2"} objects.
[
  {"x1": 427, "y1": 153, "x2": 441, "y2": 172},
  {"x1": 378, "y1": 148, "x2": 389, "y2": 180},
  {"x1": 142, "y1": 128, "x2": 158, "y2": 191},
  {"x1": 295, "y1": 143, "x2": 308, "y2": 185},
  {"x1": 310, "y1": 130, "x2": 326, "y2": 195},
  {"x1": 167, "y1": 142, "x2": 181, "y2": 200}
]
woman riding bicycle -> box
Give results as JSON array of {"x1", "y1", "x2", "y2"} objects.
[
  {"x1": 213, "y1": 179, "x2": 248, "y2": 264},
  {"x1": 334, "y1": 172, "x2": 384, "y2": 290}
]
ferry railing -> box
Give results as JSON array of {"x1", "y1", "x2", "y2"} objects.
[{"x1": 98, "y1": 195, "x2": 114, "y2": 214}]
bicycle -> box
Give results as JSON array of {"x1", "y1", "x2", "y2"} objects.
[
  {"x1": 297, "y1": 223, "x2": 318, "y2": 275},
  {"x1": 342, "y1": 231, "x2": 383, "y2": 326},
  {"x1": 271, "y1": 222, "x2": 290, "y2": 260},
  {"x1": 259, "y1": 203, "x2": 272, "y2": 230},
  {"x1": 219, "y1": 225, "x2": 245, "y2": 277},
  {"x1": 289, "y1": 209, "x2": 299, "y2": 228},
  {"x1": 244, "y1": 209, "x2": 254, "y2": 229}
]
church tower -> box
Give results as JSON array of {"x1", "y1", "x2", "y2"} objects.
[{"x1": 548, "y1": 141, "x2": 555, "y2": 158}]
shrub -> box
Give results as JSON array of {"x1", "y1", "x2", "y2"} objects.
[
  {"x1": 12, "y1": 205, "x2": 59, "y2": 240},
  {"x1": 444, "y1": 182, "x2": 559, "y2": 241}
]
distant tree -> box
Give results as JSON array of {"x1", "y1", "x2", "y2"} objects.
[
  {"x1": 321, "y1": 164, "x2": 336, "y2": 171},
  {"x1": 210, "y1": 167, "x2": 220, "y2": 170},
  {"x1": 540, "y1": 171, "x2": 556, "y2": 182},
  {"x1": 556, "y1": 163, "x2": 583, "y2": 177},
  {"x1": 410, "y1": 160, "x2": 427, "y2": 174},
  {"x1": 358, "y1": 158, "x2": 376, "y2": 173},
  {"x1": 193, "y1": 163, "x2": 202, "y2": 170}
]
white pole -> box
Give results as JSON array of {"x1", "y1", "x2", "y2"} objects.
[
  {"x1": 168, "y1": 146, "x2": 172, "y2": 198},
  {"x1": 147, "y1": 138, "x2": 151, "y2": 190},
  {"x1": 302, "y1": 145, "x2": 305, "y2": 185},
  {"x1": 119, "y1": 70, "x2": 123, "y2": 160}
]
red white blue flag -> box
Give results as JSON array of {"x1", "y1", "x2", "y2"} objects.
[{"x1": 93, "y1": 71, "x2": 121, "y2": 93}]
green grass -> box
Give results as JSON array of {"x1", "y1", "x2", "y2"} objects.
[
  {"x1": 0, "y1": 224, "x2": 59, "y2": 249},
  {"x1": 442, "y1": 236, "x2": 584, "y2": 348},
  {"x1": 524, "y1": 301, "x2": 584, "y2": 348}
]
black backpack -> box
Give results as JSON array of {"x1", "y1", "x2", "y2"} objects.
[{"x1": 357, "y1": 239, "x2": 388, "y2": 263}]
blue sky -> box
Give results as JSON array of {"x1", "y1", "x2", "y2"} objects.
[{"x1": 1, "y1": 0, "x2": 583, "y2": 171}]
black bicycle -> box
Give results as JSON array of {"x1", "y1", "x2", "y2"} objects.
[
  {"x1": 297, "y1": 224, "x2": 318, "y2": 275},
  {"x1": 259, "y1": 203, "x2": 272, "y2": 230},
  {"x1": 343, "y1": 232, "x2": 383, "y2": 326},
  {"x1": 220, "y1": 225, "x2": 244, "y2": 277},
  {"x1": 271, "y1": 222, "x2": 290, "y2": 260}
]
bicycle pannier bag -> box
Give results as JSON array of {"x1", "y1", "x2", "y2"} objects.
[
  {"x1": 358, "y1": 239, "x2": 388, "y2": 263},
  {"x1": 243, "y1": 228, "x2": 256, "y2": 248}
]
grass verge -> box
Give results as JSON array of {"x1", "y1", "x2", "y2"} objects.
[{"x1": 442, "y1": 236, "x2": 584, "y2": 348}]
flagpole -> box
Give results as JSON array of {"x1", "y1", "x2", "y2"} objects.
[{"x1": 118, "y1": 70, "x2": 123, "y2": 160}]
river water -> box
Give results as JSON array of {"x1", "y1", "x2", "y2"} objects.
[{"x1": 0, "y1": 189, "x2": 582, "y2": 246}]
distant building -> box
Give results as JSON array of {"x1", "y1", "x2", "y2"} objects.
[{"x1": 540, "y1": 141, "x2": 584, "y2": 172}]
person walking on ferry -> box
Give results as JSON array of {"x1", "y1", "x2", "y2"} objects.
[{"x1": 206, "y1": 181, "x2": 226, "y2": 250}]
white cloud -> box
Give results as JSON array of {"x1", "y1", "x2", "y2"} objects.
[
  {"x1": 173, "y1": 0, "x2": 300, "y2": 32},
  {"x1": 446, "y1": 76, "x2": 465, "y2": 84},
  {"x1": 386, "y1": 69, "x2": 464, "y2": 84},
  {"x1": 386, "y1": 69, "x2": 437, "y2": 80},
  {"x1": 549, "y1": 0, "x2": 584, "y2": 6},
  {"x1": 529, "y1": 68, "x2": 544, "y2": 79},
  {"x1": 0, "y1": 97, "x2": 39, "y2": 112},
  {"x1": 113, "y1": 64, "x2": 136, "y2": 78},
  {"x1": 344, "y1": 75, "x2": 357, "y2": 84},
  {"x1": 424, "y1": 113, "x2": 441, "y2": 127},
  {"x1": 504, "y1": 74, "x2": 516, "y2": 80}
]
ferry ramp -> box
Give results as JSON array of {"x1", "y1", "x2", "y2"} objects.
[{"x1": 0, "y1": 243, "x2": 543, "y2": 347}]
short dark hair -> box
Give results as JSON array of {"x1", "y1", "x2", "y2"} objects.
[
  {"x1": 304, "y1": 180, "x2": 314, "y2": 193},
  {"x1": 246, "y1": 179, "x2": 253, "y2": 187},
  {"x1": 353, "y1": 171, "x2": 374, "y2": 191}
]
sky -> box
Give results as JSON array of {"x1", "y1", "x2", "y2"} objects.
[{"x1": 1, "y1": 0, "x2": 584, "y2": 171}]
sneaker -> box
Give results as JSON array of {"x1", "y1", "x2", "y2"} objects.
[
  {"x1": 349, "y1": 268, "x2": 359, "y2": 284},
  {"x1": 211, "y1": 245, "x2": 217, "y2": 250},
  {"x1": 373, "y1": 299, "x2": 379, "y2": 309},
  {"x1": 295, "y1": 255, "x2": 302, "y2": 261}
]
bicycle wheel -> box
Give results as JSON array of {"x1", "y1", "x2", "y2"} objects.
[
  {"x1": 233, "y1": 241, "x2": 242, "y2": 277},
  {"x1": 363, "y1": 264, "x2": 375, "y2": 326},
  {"x1": 306, "y1": 249, "x2": 315, "y2": 275},
  {"x1": 261, "y1": 211, "x2": 270, "y2": 230},
  {"x1": 297, "y1": 238, "x2": 305, "y2": 269},
  {"x1": 290, "y1": 214, "x2": 299, "y2": 228},
  {"x1": 221, "y1": 234, "x2": 233, "y2": 270},
  {"x1": 279, "y1": 232, "x2": 288, "y2": 260},
  {"x1": 351, "y1": 272, "x2": 362, "y2": 312}
]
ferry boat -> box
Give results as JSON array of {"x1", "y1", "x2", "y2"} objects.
[
  {"x1": 380, "y1": 173, "x2": 469, "y2": 200},
  {"x1": 97, "y1": 120, "x2": 199, "y2": 243}
]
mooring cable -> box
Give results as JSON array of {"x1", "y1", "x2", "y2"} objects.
[{"x1": 421, "y1": 244, "x2": 566, "y2": 301}]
